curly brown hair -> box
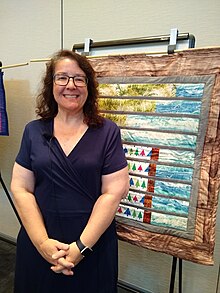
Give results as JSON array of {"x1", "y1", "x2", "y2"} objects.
[{"x1": 36, "y1": 49, "x2": 103, "y2": 127}]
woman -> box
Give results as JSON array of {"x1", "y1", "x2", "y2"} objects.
[{"x1": 11, "y1": 49, "x2": 129, "y2": 293}]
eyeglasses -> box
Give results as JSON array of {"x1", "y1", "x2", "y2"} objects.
[{"x1": 53, "y1": 74, "x2": 88, "y2": 87}]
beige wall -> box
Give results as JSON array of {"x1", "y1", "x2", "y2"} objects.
[
  {"x1": 64, "y1": 0, "x2": 220, "y2": 48},
  {"x1": 0, "y1": 1, "x2": 219, "y2": 292}
]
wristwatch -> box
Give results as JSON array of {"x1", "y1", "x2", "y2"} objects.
[{"x1": 76, "y1": 238, "x2": 93, "y2": 257}]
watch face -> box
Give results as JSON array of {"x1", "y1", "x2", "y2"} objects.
[{"x1": 81, "y1": 247, "x2": 92, "y2": 257}]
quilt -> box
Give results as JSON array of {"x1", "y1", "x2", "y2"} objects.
[{"x1": 89, "y1": 48, "x2": 220, "y2": 265}]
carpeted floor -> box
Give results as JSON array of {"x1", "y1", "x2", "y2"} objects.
[{"x1": 0, "y1": 238, "x2": 16, "y2": 293}]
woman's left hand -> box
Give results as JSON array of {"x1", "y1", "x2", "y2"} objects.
[{"x1": 51, "y1": 242, "x2": 83, "y2": 275}]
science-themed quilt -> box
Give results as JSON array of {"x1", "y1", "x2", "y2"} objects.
[{"x1": 89, "y1": 47, "x2": 220, "y2": 265}]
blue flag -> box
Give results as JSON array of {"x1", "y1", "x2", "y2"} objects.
[{"x1": 0, "y1": 71, "x2": 9, "y2": 135}]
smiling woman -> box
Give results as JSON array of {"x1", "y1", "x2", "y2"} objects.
[{"x1": 10, "y1": 49, "x2": 129, "y2": 293}]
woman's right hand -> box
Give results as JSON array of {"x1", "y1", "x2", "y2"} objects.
[{"x1": 38, "y1": 238, "x2": 73, "y2": 267}]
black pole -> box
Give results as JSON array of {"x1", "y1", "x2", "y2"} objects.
[
  {"x1": 0, "y1": 171, "x2": 22, "y2": 225},
  {"x1": 179, "y1": 258, "x2": 182, "y2": 293},
  {"x1": 169, "y1": 256, "x2": 177, "y2": 293},
  {"x1": 169, "y1": 257, "x2": 183, "y2": 293}
]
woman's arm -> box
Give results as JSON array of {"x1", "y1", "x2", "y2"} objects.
[
  {"x1": 80, "y1": 166, "x2": 129, "y2": 248},
  {"x1": 11, "y1": 163, "x2": 72, "y2": 268},
  {"x1": 52, "y1": 166, "x2": 129, "y2": 272}
]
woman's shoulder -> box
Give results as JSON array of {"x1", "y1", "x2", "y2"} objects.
[
  {"x1": 23, "y1": 119, "x2": 53, "y2": 139},
  {"x1": 25, "y1": 119, "x2": 52, "y2": 130},
  {"x1": 89, "y1": 118, "x2": 120, "y2": 139},
  {"x1": 93, "y1": 118, "x2": 121, "y2": 140},
  {"x1": 102, "y1": 117, "x2": 119, "y2": 130}
]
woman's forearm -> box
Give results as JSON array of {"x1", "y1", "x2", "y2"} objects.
[
  {"x1": 79, "y1": 167, "x2": 129, "y2": 249},
  {"x1": 13, "y1": 190, "x2": 71, "y2": 267},
  {"x1": 11, "y1": 163, "x2": 48, "y2": 249},
  {"x1": 13, "y1": 191, "x2": 49, "y2": 249},
  {"x1": 79, "y1": 192, "x2": 121, "y2": 248},
  {"x1": 60, "y1": 192, "x2": 121, "y2": 269}
]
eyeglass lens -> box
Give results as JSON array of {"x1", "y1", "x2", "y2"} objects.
[{"x1": 54, "y1": 74, "x2": 87, "y2": 87}]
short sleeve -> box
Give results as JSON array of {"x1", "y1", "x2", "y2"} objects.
[
  {"x1": 15, "y1": 125, "x2": 32, "y2": 170},
  {"x1": 102, "y1": 123, "x2": 127, "y2": 175}
]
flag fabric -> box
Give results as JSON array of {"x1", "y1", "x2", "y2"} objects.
[{"x1": 0, "y1": 71, "x2": 9, "y2": 135}]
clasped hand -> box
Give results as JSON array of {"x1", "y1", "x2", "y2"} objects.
[{"x1": 39, "y1": 239, "x2": 83, "y2": 276}]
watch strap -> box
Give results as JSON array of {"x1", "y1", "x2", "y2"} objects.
[
  {"x1": 76, "y1": 238, "x2": 85, "y2": 251},
  {"x1": 76, "y1": 238, "x2": 93, "y2": 257}
]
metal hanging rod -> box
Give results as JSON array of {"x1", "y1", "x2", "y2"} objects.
[{"x1": 73, "y1": 33, "x2": 195, "y2": 50}]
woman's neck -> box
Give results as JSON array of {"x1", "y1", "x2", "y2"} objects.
[{"x1": 55, "y1": 110, "x2": 84, "y2": 126}]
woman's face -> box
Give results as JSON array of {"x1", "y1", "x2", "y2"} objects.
[{"x1": 53, "y1": 58, "x2": 88, "y2": 115}]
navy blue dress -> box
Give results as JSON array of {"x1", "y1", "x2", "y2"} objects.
[{"x1": 14, "y1": 118, "x2": 127, "y2": 293}]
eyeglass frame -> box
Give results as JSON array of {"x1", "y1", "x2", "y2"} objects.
[{"x1": 53, "y1": 74, "x2": 88, "y2": 87}]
